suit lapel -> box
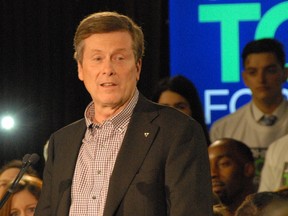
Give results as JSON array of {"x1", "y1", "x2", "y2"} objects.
[
  {"x1": 103, "y1": 96, "x2": 159, "y2": 216},
  {"x1": 56, "y1": 120, "x2": 87, "y2": 215}
]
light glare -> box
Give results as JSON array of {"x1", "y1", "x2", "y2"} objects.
[{"x1": 1, "y1": 116, "x2": 15, "y2": 130}]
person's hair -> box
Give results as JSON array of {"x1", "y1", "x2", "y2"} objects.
[
  {"x1": 0, "y1": 159, "x2": 38, "y2": 177},
  {"x1": 235, "y1": 191, "x2": 288, "y2": 216},
  {"x1": 241, "y1": 38, "x2": 286, "y2": 68},
  {"x1": 0, "y1": 175, "x2": 42, "y2": 216},
  {"x1": 73, "y1": 11, "x2": 145, "y2": 64},
  {"x1": 151, "y1": 75, "x2": 210, "y2": 143},
  {"x1": 213, "y1": 138, "x2": 254, "y2": 164}
]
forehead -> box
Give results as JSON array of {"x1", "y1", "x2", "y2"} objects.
[
  {"x1": 158, "y1": 90, "x2": 188, "y2": 103},
  {"x1": 244, "y1": 52, "x2": 279, "y2": 67},
  {"x1": 208, "y1": 144, "x2": 236, "y2": 160},
  {"x1": 0, "y1": 168, "x2": 20, "y2": 181},
  {"x1": 11, "y1": 189, "x2": 38, "y2": 209},
  {"x1": 83, "y1": 31, "x2": 133, "y2": 50}
]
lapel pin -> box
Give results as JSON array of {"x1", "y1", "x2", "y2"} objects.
[{"x1": 144, "y1": 132, "x2": 149, "y2": 137}]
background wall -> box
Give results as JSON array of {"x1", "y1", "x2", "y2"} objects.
[{"x1": 0, "y1": 0, "x2": 169, "y2": 175}]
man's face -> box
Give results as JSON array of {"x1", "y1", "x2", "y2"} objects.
[
  {"x1": 208, "y1": 144, "x2": 247, "y2": 204},
  {"x1": 78, "y1": 31, "x2": 141, "y2": 110},
  {"x1": 242, "y1": 52, "x2": 287, "y2": 104}
]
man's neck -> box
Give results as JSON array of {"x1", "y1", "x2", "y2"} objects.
[
  {"x1": 227, "y1": 184, "x2": 256, "y2": 214},
  {"x1": 253, "y1": 97, "x2": 283, "y2": 114}
]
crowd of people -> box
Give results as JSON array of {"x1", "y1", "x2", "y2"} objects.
[{"x1": 0, "y1": 11, "x2": 287, "y2": 216}]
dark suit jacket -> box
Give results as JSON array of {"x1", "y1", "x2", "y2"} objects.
[{"x1": 35, "y1": 95, "x2": 213, "y2": 216}]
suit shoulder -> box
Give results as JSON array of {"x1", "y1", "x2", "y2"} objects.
[{"x1": 155, "y1": 104, "x2": 198, "y2": 128}]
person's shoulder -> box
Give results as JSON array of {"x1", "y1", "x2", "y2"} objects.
[
  {"x1": 138, "y1": 94, "x2": 191, "y2": 116},
  {"x1": 141, "y1": 97, "x2": 195, "y2": 123},
  {"x1": 268, "y1": 134, "x2": 288, "y2": 152},
  {"x1": 211, "y1": 103, "x2": 250, "y2": 127}
]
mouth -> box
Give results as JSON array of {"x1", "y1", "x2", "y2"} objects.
[
  {"x1": 100, "y1": 82, "x2": 116, "y2": 87},
  {"x1": 212, "y1": 181, "x2": 225, "y2": 192},
  {"x1": 212, "y1": 181, "x2": 225, "y2": 187},
  {"x1": 256, "y1": 86, "x2": 269, "y2": 91}
]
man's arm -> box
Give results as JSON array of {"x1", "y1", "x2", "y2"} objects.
[
  {"x1": 166, "y1": 119, "x2": 213, "y2": 215},
  {"x1": 35, "y1": 136, "x2": 54, "y2": 215}
]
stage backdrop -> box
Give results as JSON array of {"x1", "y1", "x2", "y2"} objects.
[{"x1": 169, "y1": 0, "x2": 288, "y2": 128}]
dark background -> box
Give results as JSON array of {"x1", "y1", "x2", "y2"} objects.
[{"x1": 0, "y1": 0, "x2": 169, "y2": 176}]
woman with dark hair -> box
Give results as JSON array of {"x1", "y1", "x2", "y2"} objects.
[
  {"x1": 152, "y1": 75, "x2": 210, "y2": 144},
  {"x1": 0, "y1": 175, "x2": 42, "y2": 216}
]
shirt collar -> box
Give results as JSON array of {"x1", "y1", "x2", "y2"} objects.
[{"x1": 84, "y1": 89, "x2": 139, "y2": 131}]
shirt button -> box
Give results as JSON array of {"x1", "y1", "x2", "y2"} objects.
[
  {"x1": 92, "y1": 195, "x2": 96, "y2": 199},
  {"x1": 97, "y1": 170, "x2": 101, "y2": 175}
]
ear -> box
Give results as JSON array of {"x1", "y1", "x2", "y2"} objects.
[
  {"x1": 243, "y1": 163, "x2": 255, "y2": 178},
  {"x1": 77, "y1": 61, "x2": 84, "y2": 81},
  {"x1": 242, "y1": 70, "x2": 249, "y2": 87},
  {"x1": 135, "y1": 59, "x2": 142, "y2": 81}
]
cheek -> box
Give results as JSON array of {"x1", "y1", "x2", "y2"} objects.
[
  {"x1": 184, "y1": 107, "x2": 192, "y2": 116},
  {"x1": 243, "y1": 77, "x2": 253, "y2": 88},
  {"x1": 220, "y1": 168, "x2": 239, "y2": 182},
  {"x1": 125, "y1": 67, "x2": 140, "y2": 82}
]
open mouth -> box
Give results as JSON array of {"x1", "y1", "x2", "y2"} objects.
[{"x1": 100, "y1": 82, "x2": 116, "y2": 87}]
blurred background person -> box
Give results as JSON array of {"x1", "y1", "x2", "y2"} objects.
[
  {"x1": 259, "y1": 134, "x2": 288, "y2": 192},
  {"x1": 0, "y1": 160, "x2": 39, "y2": 197},
  {"x1": 212, "y1": 192, "x2": 231, "y2": 216},
  {"x1": 210, "y1": 38, "x2": 288, "y2": 186},
  {"x1": 152, "y1": 74, "x2": 210, "y2": 144},
  {"x1": 235, "y1": 190, "x2": 288, "y2": 216},
  {"x1": 0, "y1": 175, "x2": 42, "y2": 216},
  {"x1": 208, "y1": 138, "x2": 256, "y2": 215}
]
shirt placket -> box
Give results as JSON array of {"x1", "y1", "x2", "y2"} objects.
[{"x1": 87, "y1": 122, "x2": 113, "y2": 216}]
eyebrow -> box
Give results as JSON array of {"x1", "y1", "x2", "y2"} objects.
[
  {"x1": 26, "y1": 203, "x2": 37, "y2": 207},
  {"x1": 214, "y1": 153, "x2": 233, "y2": 160},
  {"x1": 90, "y1": 48, "x2": 130, "y2": 53},
  {"x1": 245, "y1": 63, "x2": 279, "y2": 70}
]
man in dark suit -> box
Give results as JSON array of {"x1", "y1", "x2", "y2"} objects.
[{"x1": 35, "y1": 11, "x2": 213, "y2": 216}]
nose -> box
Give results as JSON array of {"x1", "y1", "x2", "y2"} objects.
[
  {"x1": 210, "y1": 162, "x2": 219, "y2": 179},
  {"x1": 258, "y1": 70, "x2": 266, "y2": 83},
  {"x1": 102, "y1": 59, "x2": 115, "y2": 76}
]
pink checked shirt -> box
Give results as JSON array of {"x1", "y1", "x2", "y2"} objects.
[{"x1": 69, "y1": 90, "x2": 139, "y2": 216}]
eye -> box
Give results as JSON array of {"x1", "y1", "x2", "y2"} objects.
[
  {"x1": 245, "y1": 69, "x2": 256, "y2": 76},
  {"x1": 0, "y1": 182, "x2": 8, "y2": 188},
  {"x1": 93, "y1": 56, "x2": 102, "y2": 61},
  {"x1": 174, "y1": 103, "x2": 189, "y2": 111},
  {"x1": 113, "y1": 54, "x2": 125, "y2": 61},
  {"x1": 217, "y1": 158, "x2": 232, "y2": 169},
  {"x1": 27, "y1": 206, "x2": 36, "y2": 213},
  {"x1": 10, "y1": 211, "x2": 19, "y2": 216},
  {"x1": 265, "y1": 67, "x2": 278, "y2": 74}
]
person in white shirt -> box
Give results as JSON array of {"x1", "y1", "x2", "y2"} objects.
[
  {"x1": 259, "y1": 135, "x2": 288, "y2": 192},
  {"x1": 210, "y1": 38, "x2": 288, "y2": 184}
]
